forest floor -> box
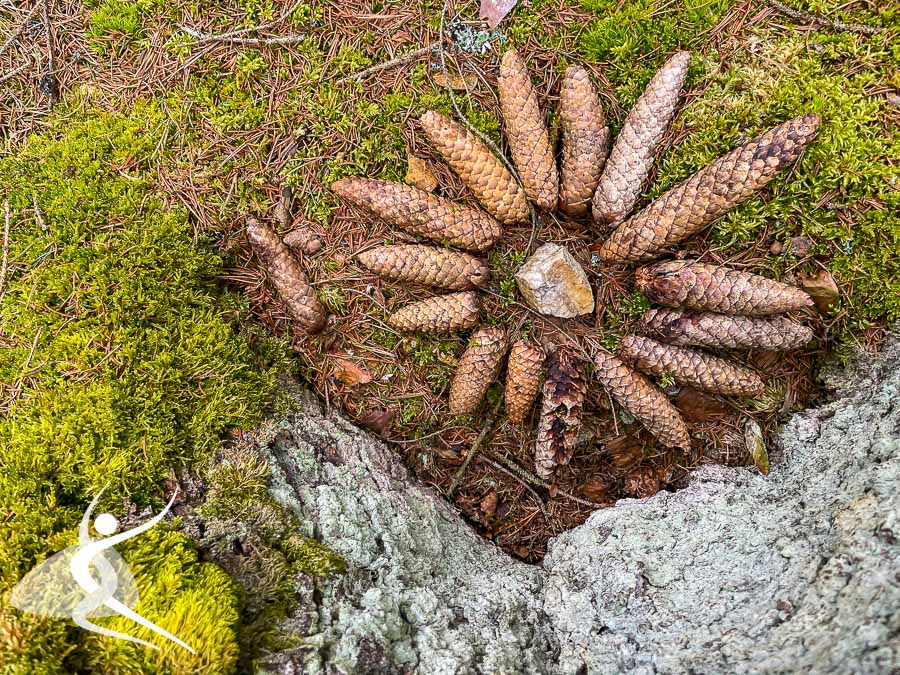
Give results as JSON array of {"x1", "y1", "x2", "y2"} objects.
[{"x1": 1, "y1": 0, "x2": 897, "y2": 672}]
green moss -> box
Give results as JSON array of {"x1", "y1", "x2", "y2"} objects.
[
  {"x1": 0, "y1": 101, "x2": 276, "y2": 672},
  {"x1": 86, "y1": 0, "x2": 163, "y2": 54}
]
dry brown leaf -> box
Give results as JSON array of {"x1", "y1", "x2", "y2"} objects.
[
  {"x1": 745, "y1": 419, "x2": 770, "y2": 476},
  {"x1": 404, "y1": 154, "x2": 439, "y2": 193},
  {"x1": 675, "y1": 387, "x2": 731, "y2": 422},
  {"x1": 357, "y1": 408, "x2": 393, "y2": 437},
  {"x1": 579, "y1": 477, "x2": 613, "y2": 502},
  {"x1": 331, "y1": 357, "x2": 373, "y2": 386},
  {"x1": 799, "y1": 269, "x2": 840, "y2": 312},
  {"x1": 480, "y1": 490, "x2": 498, "y2": 518}
]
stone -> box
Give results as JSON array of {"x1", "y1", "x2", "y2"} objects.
[
  {"x1": 221, "y1": 333, "x2": 899, "y2": 674},
  {"x1": 799, "y1": 268, "x2": 840, "y2": 312},
  {"x1": 515, "y1": 243, "x2": 594, "y2": 318}
]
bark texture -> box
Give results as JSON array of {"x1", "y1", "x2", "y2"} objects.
[
  {"x1": 357, "y1": 244, "x2": 489, "y2": 291},
  {"x1": 498, "y1": 49, "x2": 558, "y2": 211},
  {"x1": 419, "y1": 110, "x2": 530, "y2": 225},
  {"x1": 224, "y1": 334, "x2": 899, "y2": 674},
  {"x1": 595, "y1": 114, "x2": 820, "y2": 262}
]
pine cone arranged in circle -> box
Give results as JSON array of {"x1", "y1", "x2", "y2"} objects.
[
  {"x1": 247, "y1": 220, "x2": 327, "y2": 334},
  {"x1": 618, "y1": 335, "x2": 765, "y2": 396},
  {"x1": 592, "y1": 350, "x2": 692, "y2": 449},
  {"x1": 498, "y1": 49, "x2": 558, "y2": 211},
  {"x1": 635, "y1": 260, "x2": 814, "y2": 315},
  {"x1": 558, "y1": 64, "x2": 610, "y2": 218},
  {"x1": 419, "y1": 110, "x2": 529, "y2": 225},
  {"x1": 595, "y1": 113, "x2": 821, "y2": 262},
  {"x1": 357, "y1": 245, "x2": 489, "y2": 291},
  {"x1": 331, "y1": 177, "x2": 502, "y2": 251},
  {"x1": 449, "y1": 326, "x2": 508, "y2": 415},
  {"x1": 592, "y1": 51, "x2": 690, "y2": 228},
  {"x1": 535, "y1": 350, "x2": 587, "y2": 479},
  {"x1": 387, "y1": 292, "x2": 481, "y2": 334},
  {"x1": 505, "y1": 340, "x2": 546, "y2": 425},
  {"x1": 638, "y1": 308, "x2": 815, "y2": 350}
]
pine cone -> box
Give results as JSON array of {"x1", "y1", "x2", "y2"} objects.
[
  {"x1": 386, "y1": 292, "x2": 480, "y2": 334},
  {"x1": 505, "y1": 340, "x2": 545, "y2": 425},
  {"x1": 449, "y1": 326, "x2": 508, "y2": 415},
  {"x1": 357, "y1": 245, "x2": 489, "y2": 291},
  {"x1": 596, "y1": 114, "x2": 821, "y2": 262},
  {"x1": 592, "y1": 350, "x2": 692, "y2": 449},
  {"x1": 618, "y1": 335, "x2": 765, "y2": 396},
  {"x1": 535, "y1": 350, "x2": 587, "y2": 479},
  {"x1": 636, "y1": 260, "x2": 814, "y2": 315},
  {"x1": 247, "y1": 220, "x2": 327, "y2": 334},
  {"x1": 331, "y1": 177, "x2": 502, "y2": 251},
  {"x1": 558, "y1": 64, "x2": 610, "y2": 218},
  {"x1": 592, "y1": 51, "x2": 690, "y2": 227},
  {"x1": 638, "y1": 308, "x2": 815, "y2": 350},
  {"x1": 419, "y1": 111, "x2": 529, "y2": 225},
  {"x1": 498, "y1": 49, "x2": 558, "y2": 211}
]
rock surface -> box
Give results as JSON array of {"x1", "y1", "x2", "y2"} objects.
[
  {"x1": 248, "y1": 335, "x2": 900, "y2": 673},
  {"x1": 515, "y1": 243, "x2": 595, "y2": 318}
]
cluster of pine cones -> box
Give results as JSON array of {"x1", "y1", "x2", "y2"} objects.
[{"x1": 248, "y1": 48, "x2": 821, "y2": 481}]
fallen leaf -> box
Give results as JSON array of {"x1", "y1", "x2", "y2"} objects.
[
  {"x1": 744, "y1": 418, "x2": 770, "y2": 476},
  {"x1": 404, "y1": 154, "x2": 438, "y2": 193},
  {"x1": 604, "y1": 435, "x2": 644, "y2": 470},
  {"x1": 479, "y1": 0, "x2": 520, "y2": 28},
  {"x1": 675, "y1": 387, "x2": 730, "y2": 422},
  {"x1": 356, "y1": 408, "x2": 393, "y2": 437},
  {"x1": 579, "y1": 477, "x2": 612, "y2": 502},
  {"x1": 432, "y1": 69, "x2": 479, "y2": 91},
  {"x1": 331, "y1": 357, "x2": 373, "y2": 386},
  {"x1": 799, "y1": 269, "x2": 840, "y2": 312},
  {"x1": 480, "y1": 490, "x2": 498, "y2": 518}
]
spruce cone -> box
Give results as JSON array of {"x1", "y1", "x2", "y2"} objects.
[
  {"x1": 357, "y1": 245, "x2": 489, "y2": 291},
  {"x1": 449, "y1": 326, "x2": 508, "y2": 415},
  {"x1": 247, "y1": 220, "x2": 326, "y2": 334},
  {"x1": 636, "y1": 260, "x2": 814, "y2": 315},
  {"x1": 419, "y1": 111, "x2": 529, "y2": 225},
  {"x1": 505, "y1": 340, "x2": 545, "y2": 425},
  {"x1": 596, "y1": 114, "x2": 821, "y2": 262},
  {"x1": 498, "y1": 49, "x2": 558, "y2": 211},
  {"x1": 638, "y1": 308, "x2": 815, "y2": 350},
  {"x1": 558, "y1": 64, "x2": 610, "y2": 218},
  {"x1": 387, "y1": 292, "x2": 480, "y2": 334},
  {"x1": 618, "y1": 335, "x2": 765, "y2": 396},
  {"x1": 331, "y1": 177, "x2": 502, "y2": 251},
  {"x1": 592, "y1": 350, "x2": 692, "y2": 449},
  {"x1": 535, "y1": 350, "x2": 587, "y2": 479},
  {"x1": 592, "y1": 51, "x2": 690, "y2": 227}
]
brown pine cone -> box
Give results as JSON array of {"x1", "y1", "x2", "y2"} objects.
[
  {"x1": 498, "y1": 49, "x2": 558, "y2": 211},
  {"x1": 449, "y1": 326, "x2": 508, "y2": 415},
  {"x1": 558, "y1": 64, "x2": 610, "y2": 218},
  {"x1": 535, "y1": 350, "x2": 587, "y2": 479},
  {"x1": 638, "y1": 308, "x2": 815, "y2": 350},
  {"x1": 387, "y1": 292, "x2": 480, "y2": 334},
  {"x1": 247, "y1": 220, "x2": 327, "y2": 334},
  {"x1": 592, "y1": 51, "x2": 690, "y2": 228},
  {"x1": 505, "y1": 340, "x2": 545, "y2": 425},
  {"x1": 419, "y1": 111, "x2": 529, "y2": 225},
  {"x1": 331, "y1": 177, "x2": 502, "y2": 251},
  {"x1": 357, "y1": 245, "x2": 489, "y2": 291},
  {"x1": 636, "y1": 260, "x2": 814, "y2": 315},
  {"x1": 592, "y1": 350, "x2": 692, "y2": 449},
  {"x1": 596, "y1": 114, "x2": 821, "y2": 262},
  {"x1": 618, "y1": 335, "x2": 765, "y2": 396}
]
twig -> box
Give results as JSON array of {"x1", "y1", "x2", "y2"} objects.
[
  {"x1": 486, "y1": 451, "x2": 604, "y2": 509},
  {"x1": 0, "y1": 58, "x2": 31, "y2": 84},
  {"x1": 32, "y1": 195, "x2": 47, "y2": 232},
  {"x1": 41, "y1": 0, "x2": 53, "y2": 76},
  {"x1": 481, "y1": 456, "x2": 549, "y2": 519},
  {"x1": 765, "y1": 0, "x2": 882, "y2": 35},
  {"x1": 180, "y1": 25, "x2": 308, "y2": 46},
  {"x1": 335, "y1": 45, "x2": 439, "y2": 85},
  {"x1": 447, "y1": 397, "x2": 503, "y2": 496},
  {"x1": 0, "y1": 2, "x2": 40, "y2": 60},
  {"x1": 0, "y1": 201, "x2": 9, "y2": 301}
]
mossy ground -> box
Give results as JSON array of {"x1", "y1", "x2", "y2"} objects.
[{"x1": 1, "y1": 0, "x2": 897, "y2": 671}]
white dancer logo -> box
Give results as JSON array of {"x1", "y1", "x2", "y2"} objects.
[{"x1": 10, "y1": 485, "x2": 195, "y2": 653}]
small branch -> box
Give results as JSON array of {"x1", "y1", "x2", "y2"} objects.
[
  {"x1": 766, "y1": 0, "x2": 883, "y2": 36},
  {"x1": 0, "y1": 2, "x2": 41, "y2": 60},
  {"x1": 447, "y1": 397, "x2": 503, "y2": 496},
  {"x1": 481, "y1": 456, "x2": 549, "y2": 519},
  {"x1": 42, "y1": 0, "x2": 54, "y2": 75},
  {"x1": 0, "y1": 58, "x2": 31, "y2": 84},
  {"x1": 486, "y1": 451, "x2": 604, "y2": 509},
  {"x1": 32, "y1": 195, "x2": 47, "y2": 232},
  {"x1": 335, "y1": 45, "x2": 439, "y2": 85},
  {"x1": 0, "y1": 201, "x2": 10, "y2": 302},
  {"x1": 180, "y1": 25, "x2": 308, "y2": 45}
]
